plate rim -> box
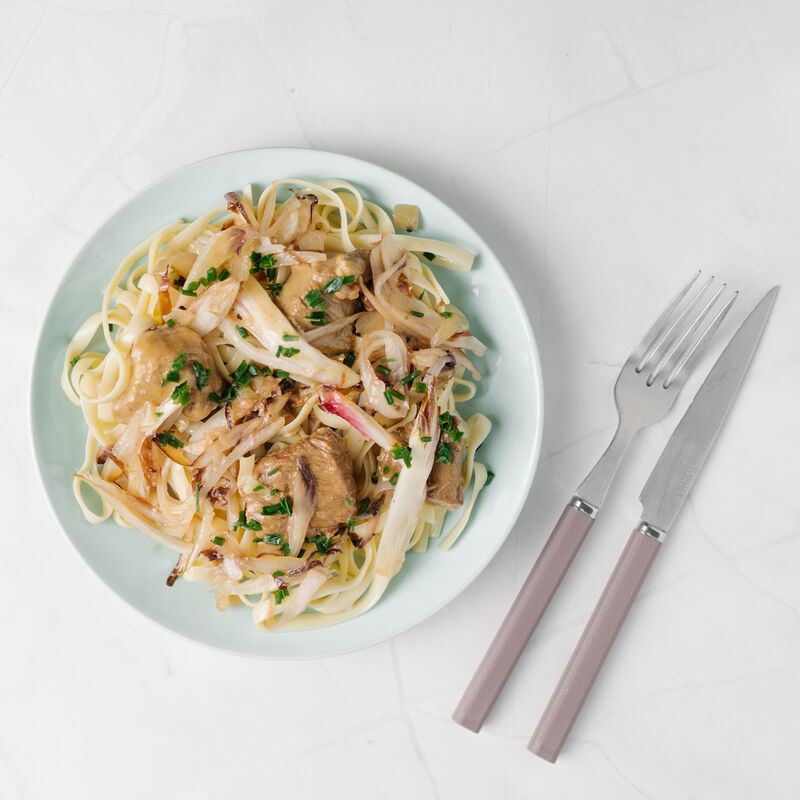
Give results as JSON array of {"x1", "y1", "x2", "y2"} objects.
[{"x1": 29, "y1": 146, "x2": 544, "y2": 658}]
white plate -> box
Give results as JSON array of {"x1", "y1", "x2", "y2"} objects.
[{"x1": 31, "y1": 148, "x2": 543, "y2": 658}]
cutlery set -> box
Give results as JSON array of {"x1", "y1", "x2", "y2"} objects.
[{"x1": 453, "y1": 274, "x2": 778, "y2": 762}]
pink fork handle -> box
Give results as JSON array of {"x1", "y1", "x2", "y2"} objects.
[
  {"x1": 453, "y1": 504, "x2": 596, "y2": 732},
  {"x1": 528, "y1": 529, "x2": 661, "y2": 762}
]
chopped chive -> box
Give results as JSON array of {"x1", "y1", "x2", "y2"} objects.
[
  {"x1": 192, "y1": 360, "x2": 210, "y2": 390},
  {"x1": 357, "y1": 497, "x2": 370, "y2": 514},
  {"x1": 409, "y1": 310, "x2": 424, "y2": 317},
  {"x1": 236, "y1": 325, "x2": 249, "y2": 338},
  {"x1": 280, "y1": 541, "x2": 291, "y2": 556},
  {"x1": 383, "y1": 389, "x2": 394, "y2": 406},
  {"x1": 157, "y1": 431, "x2": 184, "y2": 448},
  {"x1": 347, "y1": 517, "x2": 356, "y2": 531},
  {"x1": 439, "y1": 311, "x2": 453, "y2": 318},
  {"x1": 370, "y1": 472, "x2": 378, "y2": 484},
  {"x1": 166, "y1": 318, "x2": 175, "y2": 328},
  {"x1": 212, "y1": 536, "x2": 225, "y2": 546},
  {"x1": 161, "y1": 352, "x2": 186, "y2": 386},
  {"x1": 272, "y1": 570, "x2": 286, "y2": 577},
  {"x1": 195, "y1": 484, "x2": 200, "y2": 515},
  {"x1": 389, "y1": 473, "x2": 399, "y2": 486},
  {"x1": 270, "y1": 488, "x2": 278, "y2": 495},
  {"x1": 390, "y1": 444, "x2": 412, "y2": 468},
  {"x1": 274, "y1": 369, "x2": 290, "y2": 380},
  {"x1": 218, "y1": 267, "x2": 230, "y2": 281},
  {"x1": 266, "y1": 466, "x2": 279, "y2": 476},
  {"x1": 413, "y1": 381, "x2": 427, "y2": 393},
  {"x1": 345, "y1": 497, "x2": 354, "y2": 506},
  {"x1": 69, "y1": 355, "x2": 79, "y2": 368},
  {"x1": 261, "y1": 497, "x2": 292, "y2": 516},
  {"x1": 322, "y1": 275, "x2": 355, "y2": 294},
  {"x1": 276, "y1": 346, "x2": 299, "y2": 358},
  {"x1": 420, "y1": 436, "x2": 432, "y2": 442},
  {"x1": 383, "y1": 466, "x2": 389, "y2": 474},
  {"x1": 436, "y1": 442, "x2": 454, "y2": 465},
  {"x1": 267, "y1": 283, "x2": 283, "y2": 296},
  {"x1": 418, "y1": 290, "x2": 425, "y2": 300},
  {"x1": 171, "y1": 381, "x2": 191, "y2": 406},
  {"x1": 375, "y1": 364, "x2": 392, "y2": 377},
  {"x1": 485, "y1": 470, "x2": 495, "y2": 486},
  {"x1": 399, "y1": 370, "x2": 421, "y2": 385},
  {"x1": 423, "y1": 251, "x2": 436, "y2": 260},
  {"x1": 253, "y1": 484, "x2": 265, "y2": 492},
  {"x1": 342, "y1": 351, "x2": 356, "y2": 367},
  {"x1": 282, "y1": 333, "x2": 299, "y2": 341},
  {"x1": 389, "y1": 388, "x2": 404, "y2": 401},
  {"x1": 303, "y1": 289, "x2": 326, "y2": 309}
]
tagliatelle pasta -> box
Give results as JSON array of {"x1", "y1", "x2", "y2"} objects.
[{"x1": 62, "y1": 179, "x2": 492, "y2": 630}]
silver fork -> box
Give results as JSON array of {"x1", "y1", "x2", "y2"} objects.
[{"x1": 453, "y1": 272, "x2": 737, "y2": 733}]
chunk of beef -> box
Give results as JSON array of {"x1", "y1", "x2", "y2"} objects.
[
  {"x1": 245, "y1": 427, "x2": 357, "y2": 536},
  {"x1": 426, "y1": 433, "x2": 465, "y2": 510},
  {"x1": 112, "y1": 324, "x2": 223, "y2": 423},
  {"x1": 275, "y1": 250, "x2": 369, "y2": 352}
]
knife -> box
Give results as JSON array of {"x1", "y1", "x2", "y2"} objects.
[{"x1": 528, "y1": 286, "x2": 779, "y2": 763}]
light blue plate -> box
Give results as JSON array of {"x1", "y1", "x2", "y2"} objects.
[{"x1": 30, "y1": 148, "x2": 543, "y2": 658}]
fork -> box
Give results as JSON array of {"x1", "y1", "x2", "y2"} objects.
[{"x1": 453, "y1": 272, "x2": 737, "y2": 733}]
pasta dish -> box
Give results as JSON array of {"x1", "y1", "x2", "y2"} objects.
[{"x1": 62, "y1": 179, "x2": 491, "y2": 630}]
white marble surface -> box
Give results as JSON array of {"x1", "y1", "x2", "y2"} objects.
[{"x1": 2, "y1": 1, "x2": 799, "y2": 797}]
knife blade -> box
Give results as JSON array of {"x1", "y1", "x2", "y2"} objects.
[
  {"x1": 529, "y1": 286, "x2": 779, "y2": 762},
  {"x1": 639, "y1": 285, "x2": 779, "y2": 536}
]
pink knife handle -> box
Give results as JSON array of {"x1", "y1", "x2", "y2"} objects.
[
  {"x1": 528, "y1": 529, "x2": 661, "y2": 762},
  {"x1": 453, "y1": 504, "x2": 596, "y2": 732}
]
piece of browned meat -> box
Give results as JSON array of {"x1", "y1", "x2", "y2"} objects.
[
  {"x1": 275, "y1": 251, "x2": 369, "y2": 353},
  {"x1": 245, "y1": 427, "x2": 357, "y2": 535},
  {"x1": 112, "y1": 324, "x2": 223, "y2": 423},
  {"x1": 426, "y1": 435, "x2": 465, "y2": 510}
]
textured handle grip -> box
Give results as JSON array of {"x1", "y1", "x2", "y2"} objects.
[
  {"x1": 528, "y1": 529, "x2": 661, "y2": 762},
  {"x1": 452, "y1": 504, "x2": 595, "y2": 732}
]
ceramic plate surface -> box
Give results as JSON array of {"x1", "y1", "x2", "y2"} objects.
[{"x1": 31, "y1": 148, "x2": 543, "y2": 658}]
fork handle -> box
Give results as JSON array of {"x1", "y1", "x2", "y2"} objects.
[
  {"x1": 528, "y1": 528, "x2": 661, "y2": 762},
  {"x1": 452, "y1": 502, "x2": 596, "y2": 732}
]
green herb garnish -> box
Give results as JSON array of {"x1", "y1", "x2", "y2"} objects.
[
  {"x1": 166, "y1": 318, "x2": 175, "y2": 328},
  {"x1": 157, "y1": 431, "x2": 184, "y2": 448},
  {"x1": 171, "y1": 381, "x2": 191, "y2": 406},
  {"x1": 261, "y1": 497, "x2": 292, "y2": 516},
  {"x1": 375, "y1": 364, "x2": 392, "y2": 378},
  {"x1": 409, "y1": 310, "x2": 424, "y2": 318},
  {"x1": 342, "y1": 351, "x2": 356, "y2": 367},
  {"x1": 413, "y1": 382, "x2": 427, "y2": 393},
  {"x1": 192, "y1": 360, "x2": 210, "y2": 390},
  {"x1": 212, "y1": 536, "x2": 225, "y2": 546},
  {"x1": 391, "y1": 444, "x2": 412, "y2": 468},
  {"x1": 236, "y1": 325, "x2": 249, "y2": 338},
  {"x1": 276, "y1": 346, "x2": 299, "y2": 358},
  {"x1": 436, "y1": 442, "x2": 454, "y2": 464},
  {"x1": 400, "y1": 370, "x2": 421, "y2": 385},
  {"x1": 303, "y1": 289, "x2": 326, "y2": 309},
  {"x1": 357, "y1": 497, "x2": 370, "y2": 515},
  {"x1": 161, "y1": 352, "x2": 186, "y2": 386},
  {"x1": 322, "y1": 275, "x2": 355, "y2": 294},
  {"x1": 282, "y1": 333, "x2": 299, "y2": 341},
  {"x1": 389, "y1": 473, "x2": 399, "y2": 486},
  {"x1": 485, "y1": 470, "x2": 495, "y2": 486}
]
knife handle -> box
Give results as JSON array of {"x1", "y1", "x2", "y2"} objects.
[
  {"x1": 528, "y1": 528, "x2": 661, "y2": 762},
  {"x1": 452, "y1": 503, "x2": 595, "y2": 732}
]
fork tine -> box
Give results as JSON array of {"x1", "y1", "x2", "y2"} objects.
[
  {"x1": 629, "y1": 271, "x2": 701, "y2": 367},
  {"x1": 662, "y1": 289, "x2": 738, "y2": 388},
  {"x1": 646, "y1": 280, "x2": 727, "y2": 385},
  {"x1": 637, "y1": 273, "x2": 715, "y2": 372}
]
